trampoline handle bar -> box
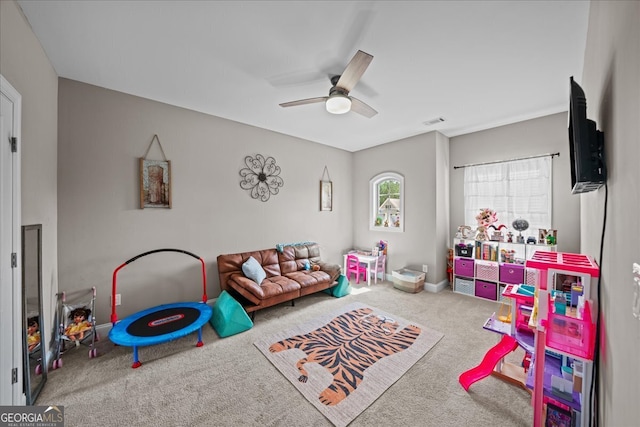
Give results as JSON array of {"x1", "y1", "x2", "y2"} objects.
[
  {"x1": 122, "y1": 248, "x2": 201, "y2": 265},
  {"x1": 110, "y1": 249, "x2": 208, "y2": 325},
  {"x1": 111, "y1": 263, "x2": 127, "y2": 325}
]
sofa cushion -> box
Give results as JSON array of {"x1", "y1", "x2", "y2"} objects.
[
  {"x1": 242, "y1": 256, "x2": 266, "y2": 284},
  {"x1": 284, "y1": 270, "x2": 331, "y2": 287},
  {"x1": 278, "y1": 243, "x2": 323, "y2": 274},
  {"x1": 229, "y1": 274, "x2": 301, "y2": 302}
]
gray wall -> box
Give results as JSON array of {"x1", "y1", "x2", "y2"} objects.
[
  {"x1": 581, "y1": 1, "x2": 640, "y2": 425},
  {"x1": 352, "y1": 132, "x2": 447, "y2": 286},
  {"x1": 0, "y1": 0, "x2": 58, "y2": 352},
  {"x1": 449, "y1": 112, "x2": 581, "y2": 254},
  {"x1": 57, "y1": 79, "x2": 353, "y2": 323}
]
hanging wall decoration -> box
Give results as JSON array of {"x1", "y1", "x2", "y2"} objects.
[
  {"x1": 239, "y1": 154, "x2": 284, "y2": 202},
  {"x1": 320, "y1": 166, "x2": 332, "y2": 211},
  {"x1": 140, "y1": 134, "x2": 171, "y2": 209}
]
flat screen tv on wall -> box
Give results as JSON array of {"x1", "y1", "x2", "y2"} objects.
[{"x1": 568, "y1": 76, "x2": 606, "y2": 194}]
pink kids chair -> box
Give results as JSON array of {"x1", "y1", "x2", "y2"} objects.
[
  {"x1": 346, "y1": 254, "x2": 367, "y2": 284},
  {"x1": 370, "y1": 254, "x2": 386, "y2": 284}
]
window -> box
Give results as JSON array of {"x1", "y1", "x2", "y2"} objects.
[
  {"x1": 370, "y1": 172, "x2": 404, "y2": 232},
  {"x1": 463, "y1": 157, "x2": 552, "y2": 233}
]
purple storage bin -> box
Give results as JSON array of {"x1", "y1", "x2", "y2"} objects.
[
  {"x1": 475, "y1": 280, "x2": 497, "y2": 300},
  {"x1": 454, "y1": 258, "x2": 475, "y2": 278},
  {"x1": 499, "y1": 264, "x2": 525, "y2": 284}
]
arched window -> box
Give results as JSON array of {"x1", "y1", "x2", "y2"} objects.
[{"x1": 370, "y1": 172, "x2": 404, "y2": 232}]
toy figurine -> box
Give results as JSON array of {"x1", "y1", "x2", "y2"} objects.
[
  {"x1": 27, "y1": 316, "x2": 40, "y2": 352},
  {"x1": 65, "y1": 307, "x2": 92, "y2": 342},
  {"x1": 506, "y1": 231, "x2": 514, "y2": 243}
]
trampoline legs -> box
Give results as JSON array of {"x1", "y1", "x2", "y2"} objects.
[
  {"x1": 196, "y1": 327, "x2": 204, "y2": 347},
  {"x1": 132, "y1": 346, "x2": 142, "y2": 369}
]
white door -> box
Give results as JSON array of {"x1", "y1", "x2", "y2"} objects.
[{"x1": 0, "y1": 75, "x2": 23, "y2": 405}]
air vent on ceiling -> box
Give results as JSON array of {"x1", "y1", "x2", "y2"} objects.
[{"x1": 423, "y1": 117, "x2": 445, "y2": 126}]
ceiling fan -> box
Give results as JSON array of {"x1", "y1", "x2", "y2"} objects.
[{"x1": 279, "y1": 50, "x2": 378, "y2": 118}]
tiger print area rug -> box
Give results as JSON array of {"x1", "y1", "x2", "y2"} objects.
[{"x1": 254, "y1": 302, "x2": 444, "y2": 426}]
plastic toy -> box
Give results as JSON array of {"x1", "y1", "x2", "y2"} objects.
[
  {"x1": 65, "y1": 307, "x2": 92, "y2": 342},
  {"x1": 27, "y1": 317, "x2": 40, "y2": 352},
  {"x1": 458, "y1": 335, "x2": 518, "y2": 391},
  {"x1": 52, "y1": 287, "x2": 99, "y2": 369}
]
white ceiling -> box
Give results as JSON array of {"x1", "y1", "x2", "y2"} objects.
[{"x1": 17, "y1": 1, "x2": 590, "y2": 152}]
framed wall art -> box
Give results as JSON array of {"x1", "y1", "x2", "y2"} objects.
[
  {"x1": 320, "y1": 166, "x2": 332, "y2": 211},
  {"x1": 320, "y1": 181, "x2": 332, "y2": 211},
  {"x1": 140, "y1": 135, "x2": 172, "y2": 209}
]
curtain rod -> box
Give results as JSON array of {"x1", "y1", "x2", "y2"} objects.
[{"x1": 453, "y1": 152, "x2": 560, "y2": 170}]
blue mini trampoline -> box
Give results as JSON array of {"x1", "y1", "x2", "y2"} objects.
[{"x1": 109, "y1": 249, "x2": 212, "y2": 368}]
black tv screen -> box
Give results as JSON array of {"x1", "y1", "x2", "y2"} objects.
[{"x1": 568, "y1": 76, "x2": 606, "y2": 194}]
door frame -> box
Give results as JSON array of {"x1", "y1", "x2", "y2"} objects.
[{"x1": 1, "y1": 74, "x2": 24, "y2": 405}]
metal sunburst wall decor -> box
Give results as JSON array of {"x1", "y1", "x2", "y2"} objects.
[{"x1": 239, "y1": 154, "x2": 284, "y2": 202}]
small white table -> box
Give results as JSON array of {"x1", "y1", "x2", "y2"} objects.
[{"x1": 343, "y1": 252, "x2": 382, "y2": 286}]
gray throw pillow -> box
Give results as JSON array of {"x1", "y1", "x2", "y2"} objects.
[{"x1": 242, "y1": 256, "x2": 266, "y2": 284}]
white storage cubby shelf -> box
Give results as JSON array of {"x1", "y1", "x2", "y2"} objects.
[{"x1": 452, "y1": 238, "x2": 557, "y2": 302}]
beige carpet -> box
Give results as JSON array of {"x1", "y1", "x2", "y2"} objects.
[
  {"x1": 255, "y1": 302, "x2": 444, "y2": 426},
  {"x1": 35, "y1": 284, "x2": 533, "y2": 426}
]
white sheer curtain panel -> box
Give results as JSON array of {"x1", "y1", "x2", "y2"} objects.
[{"x1": 463, "y1": 156, "x2": 552, "y2": 233}]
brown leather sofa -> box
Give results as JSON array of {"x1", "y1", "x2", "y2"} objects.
[{"x1": 217, "y1": 243, "x2": 341, "y2": 316}]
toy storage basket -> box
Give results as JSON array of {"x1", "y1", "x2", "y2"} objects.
[
  {"x1": 454, "y1": 277, "x2": 474, "y2": 296},
  {"x1": 475, "y1": 260, "x2": 499, "y2": 282},
  {"x1": 454, "y1": 258, "x2": 475, "y2": 278},
  {"x1": 392, "y1": 268, "x2": 425, "y2": 293},
  {"x1": 455, "y1": 244, "x2": 474, "y2": 257}
]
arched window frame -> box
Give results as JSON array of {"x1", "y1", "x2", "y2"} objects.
[{"x1": 370, "y1": 172, "x2": 405, "y2": 232}]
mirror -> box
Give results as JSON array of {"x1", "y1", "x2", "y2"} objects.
[{"x1": 22, "y1": 224, "x2": 46, "y2": 404}]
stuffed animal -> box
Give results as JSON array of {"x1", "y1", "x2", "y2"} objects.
[{"x1": 312, "y1": 264, "x2": 321, "y2": 271}]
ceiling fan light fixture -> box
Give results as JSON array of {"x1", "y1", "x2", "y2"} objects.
[{"x1": 325, "y1": 94, "x2": 351, "y2": 114}]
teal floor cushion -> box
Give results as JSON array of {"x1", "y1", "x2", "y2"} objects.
[{"x1": 210, "y1": 290, "x2": 253, "y2": 337}]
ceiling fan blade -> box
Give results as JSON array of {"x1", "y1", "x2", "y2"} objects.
[
  {"x1": 337, "y1": 7, "x2": 376, "y2": 62},
  {"x1": 335, "y1": 50, "x2": 373, "y2": 93},
  {"x1": 279, "y1": 97, "x2": 327, "y2": 108},
  {"x1": 350, "y1": 97, "x2": 378, "y2": 118}
]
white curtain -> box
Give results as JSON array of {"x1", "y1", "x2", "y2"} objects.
[{"x1": 464, "y1": 156, "x2": 552, "y2": 234}]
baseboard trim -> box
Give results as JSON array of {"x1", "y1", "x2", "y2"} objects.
[
  {"x1": 96, "y1": 322, "x2": 112, "y2": 337},
  {"x1": 423, "y1": 279, "x2": 448, "y2": 293}
]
